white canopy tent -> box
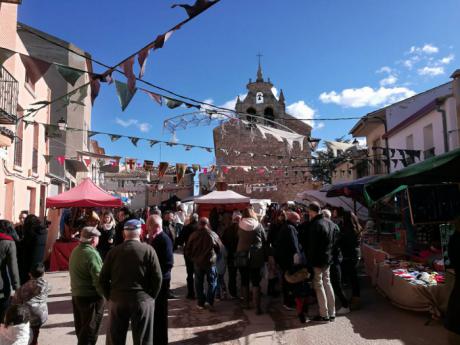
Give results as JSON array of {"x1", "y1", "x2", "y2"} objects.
[{"x1": 195, "y1": 190, "x2": 251, "y2": 204}]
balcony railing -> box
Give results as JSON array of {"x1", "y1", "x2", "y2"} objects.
[
  {"x1": 424, "y1": 147, "x2": 435, "y2": 160},
  {"x1": 14, "y1": 137, "x2": 22, "y2": 167},
  {"x1": 32, "y1": 148, "x2": 38, "y2": 173},
  {"x1": 0, "y1": 66, "x2": 19, "y2": 124}
]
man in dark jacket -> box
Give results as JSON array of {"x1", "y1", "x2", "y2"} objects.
[
  {"x1": 308, "y1": 202, "x2": 337, "y2": 322},
  {"x1": 113, "y1": 207, "x2": 132, "y2": 246},
  {"x1": 0, "y1": 222, "x2": 20, "y2": 321},
  {"x1": 177, "y1": 213, "x2": 199, "y2": 299},
  {"x1": 100, "y1": 219, "x2": 163, "y2": 345},
  {"x1": 185, "y1": 217, "x2": 220, "y2": 310},
  {"x1": 221, "y1": 212, "x2": 241, "y2": 298}
]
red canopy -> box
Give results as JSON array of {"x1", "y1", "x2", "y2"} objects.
[{"x1": 46, "y1": 178, "x2": 123, "y2": 208}]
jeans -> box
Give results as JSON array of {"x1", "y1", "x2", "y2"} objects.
[
  {"x1": 72, "y1": 296, "x2": 104, "y2": 345},
  {"x1": 194, "y1": 265, "x2": 217, "y2": 306},
  {"x1": 227, "y1": 264, "x2": 237, "y2": 297},
  {"x1": 184, "y1": 256, "x2": 195, "y2": 297},
  {"x1": 216, "y1": 274, "x2": 227, "y2": 298},
  {"x1": 239, "y1": 266, "x2": 262, "y2": 287},
  {"x1": 313, "y1": 266, "x2": 336, "y2": 318},
  {"x1": 330, "y1": 263, "x2": 349, "y2": 308},
  {"x1": 341, "y1": 259, "x2": 360, "y2": 297}
]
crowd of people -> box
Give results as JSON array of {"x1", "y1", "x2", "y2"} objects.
[{"x1": 0, "y1": 200, "x2": 458, "y2": 344}]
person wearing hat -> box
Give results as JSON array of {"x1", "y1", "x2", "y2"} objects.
[
  {"x1": 307, "y1": 202, "x2": 338, "y2": 323},
  {"x1": 99, "y1": 219, "x2": 162, "y2": 345},
  {"x1": 69, "y1": 226, "x2": 104, "y2": 345}
]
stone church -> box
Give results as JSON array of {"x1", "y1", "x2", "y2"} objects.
[{"x1": 210, "y1": 63, "x2": 317, "y2": 203}]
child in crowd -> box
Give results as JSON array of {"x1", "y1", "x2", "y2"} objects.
[
  {"x1": 0, "y1": 304, "x2": 31, "y2": 345},
  {"x1": 13, "y1": 263, "x2": 51, "y2": 345}
]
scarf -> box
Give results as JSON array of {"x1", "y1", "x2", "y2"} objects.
[
  {"x1": 0, "y1": 233, "x2": 13, "y2": 241},
  {"x1": 102, "y1": 223, "x2": 113, "y2": 231}
]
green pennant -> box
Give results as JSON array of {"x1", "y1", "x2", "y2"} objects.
[
  {"x1": 149, "y1": 140, "x2": 159, "y2": 147},
  {"x1": 165, "y1": 97, "x2": 183, "y2": 109},
  {"x1": 44, "y1": 124, "x2": 61, "y2": 138},
  {"x1": 55, "y1": 64, "x2": 84, "y2": 86},
  {"x1": 115, "y1": 80, "x2": 137, "y2": 111},
  {"x1": 0, "y1": 48, "x2": 14, "y2": 66}
]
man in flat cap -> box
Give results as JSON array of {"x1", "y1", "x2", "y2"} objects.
[
  {"x1": 100, "y1": 219, "x2": 163, "y2": 345},
  {"x1": 69, "y1": 226, "x2": 104, "y2": 345}
]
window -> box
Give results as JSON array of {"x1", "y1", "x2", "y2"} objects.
[
  {"x1": 14, "y1": 119, "x2": 24, "y2": 167},
  {"x1": 256, "y1": 92, "x2": 264, "y2": 104},
  {"x1": 246, "y1": 108, "x2": 256, "y2": 124},
  {"x1": 25, "y1": 70, "x2": 35, "y2": 93},
  {"x1": 423, "y1": 124, "x2": 435, "y2": 159},
  {"x1": 32, "y1": 123, "x2": 39, "y2": 173},
  {"x1": 264, "y1": 107, "x2": 274, "y2": 126},
  {"x1": 406, "y1": 134, "x2": 414, "y2": 165}
]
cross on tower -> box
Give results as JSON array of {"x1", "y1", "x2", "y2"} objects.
[{"x1": 257, "y1": 52, "x2": 263, "y2": 66}]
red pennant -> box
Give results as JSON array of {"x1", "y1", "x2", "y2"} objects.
[
  {"x1": 141, "y1": 89, "x2": 163, "y2": 105},
  {"x1": 257, "y1": 168, "x2": 266, "y2": 176},
  {"x1": 20, "y1": 54, "x2": 51, "y2": 85},
  {"x1": 57, "y1": 156, "x2": 65, "y2": 166},
  {"x1": 84, "y1": 158, "x2": 91, "y2": 167},
  {"x1": 138, "y1": 45, "x2": 153, "y2": 78},
  {"x1": 222, "y1": 166, "x2": 229, "y2": 174},
  {"x1": 90, "y1": 78, "x2": 101, "y2": 105},
  {"x1": 120, "y1": 56, "x2": 136, "y2": 92}
]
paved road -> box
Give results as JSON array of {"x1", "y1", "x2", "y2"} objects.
[{"x1": 41, "y1": 253, "x2": 460, "y2": 345}]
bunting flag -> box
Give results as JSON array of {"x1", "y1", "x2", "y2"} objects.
[
  {"x1": 110, "y1": 160, "x2": 119, "y2": 167},
  {"x1": 56, "y1": 156, "x2": 65, "y2": 166},
  {"x1": 171, "y1": 0, "x2": 217, "y2": 18},
  {"x1": 115, "y1": 80, "x2": 137, "y2": 111},
  {"x1": 44, "y1": 124, "x2": 61, "y2": 138},
  {"x1": 153, "y1": 28, "x2": 177, "y2": 50},
  {"x1": 88, "y1": 131, "x2": 99, "y2": 138},
  {"x1": 84, "y1": 158, "x2": 92, "y2": 167},
  {"x1": 158, "y1": 162, "x2": 169, "y2": 178},
  {"x1": 205, "y1": 148, "x2": 212, "y2": 153},
  {"x1": 43, "y1": 154, "x2": 52, "y2": 164},
  {"x1": 165, "y1": 97, "x2": 183, "y2": 109},
  {"x1": 176, "y1": 163, "x2": 187, "y2": 184},
  {"x1": 129, "y1": 137, "x2": 140, "y2": 146},
  {"x1": 137, "y1": 45, "x2": 153, "y2": 78},
  {"x1": 257, "y1": 168, "x2": 266, "y2": 176},
  {"x1": 149, "y1": 140, "x2": 159, "y2": 147},
  {"x1": 142, "y1": 89, "x2": 163, "y2": 105},
  {"x1": 20, "y1": 54, "x2": 51, "y2": 85},
  {"x1": 55, "y1": 64, "x2": 84, "y2": 86},
  {"x1": 143, "y1": 160, "x2": 154, "y2": 171},
  {"x1": 392, "y1": 159, "x2": 399, "y2": 168},
  {"x1": 0, "y1": 47, "x2": 15, "y2": 66},
  {"x1": 166, "y1": 142, "x2": 177, "y2": 147},
  {"x1": 397, "y1": 149, "x2": 406, "y2": 158},
  {"x1": 185, "y1": 145, "x2": 192, "y2": 151},
  {"x1": 90, "y1": 78, "x2": 101, "y2": 105},
  {"x1": 110, "y1": 134, "x2": 122, "y2": 142},
  {"x1": 222, "y1": 166, "x2": 230, "y2": 174},
  {"x1": 192, "y1": 164, "x2": 201, "y2": 172},
  {"x1": 120, "y1": 56, "x2": 136, "y2": 92},
  {"x1": 125, "y1": 158, "x2": 137, "y2": 170},
  {"x1": 390, "y1": 148, "x2": 396, "y2": 158}
]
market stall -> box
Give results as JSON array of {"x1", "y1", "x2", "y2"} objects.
[
  {"x1": 361, "y1": 149, "x2": 460, "y2": 317},
  {"x1": 194, "y1": 190, "x2": 250, "y2": 217},
  {"x1": 46, "y1": 178, "x2": 122, "y2": 271}
]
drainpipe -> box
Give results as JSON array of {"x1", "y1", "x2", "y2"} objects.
[{"x1": 436, "y1": 98, "x2": 449, "y2": 153}]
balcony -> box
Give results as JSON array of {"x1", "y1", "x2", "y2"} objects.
[
  {"x1": 0, "y1": 126, "x2": 14, "y2": 147},
  {"x1": 0, "y1": 66, "x2": 19, "y2": 124},
  {"x1": 424, "y1": 147, "x2": 435, "y2": 160}
]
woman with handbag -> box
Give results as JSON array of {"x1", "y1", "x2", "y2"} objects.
[{"x1": 235, "y1": 208, "x2": 267, "y2": 314}]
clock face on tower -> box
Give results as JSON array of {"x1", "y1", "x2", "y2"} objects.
[{"x1": 256, "y1": 92, "x2": 264, "y2": 104}]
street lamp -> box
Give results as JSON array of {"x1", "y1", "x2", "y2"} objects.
[{"x1": 57, "y1": 117, "x2": 67, "y2": 131}]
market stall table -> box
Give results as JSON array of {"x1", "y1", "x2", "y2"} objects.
[{"x1": 49, "y1": 240, "x2": 79, "y2": 272}]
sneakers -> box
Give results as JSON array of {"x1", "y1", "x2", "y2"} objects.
[
  {"x1": 297, "y1": 313, "x2": 309, "y2": 324},
  {"x1": 283, "y1": 304, "x2": 295, "y2": 311},
  {"x1": 196, "y1": 304, "x2": 205, "y2": 310},
  {"x1": 329, "y1": 316, "x2": 336, "y2": 322},
  {"x1": 311, "y1": 315, "x2": 330, "y2": 323},
  {"x1": 337, "y1": 306, "x2": 351, "y2": 315}
]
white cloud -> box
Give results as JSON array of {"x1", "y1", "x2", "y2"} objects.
[
  {"x1": 315, "y1": 122, "x2": 325, "y2": 130},
  {"x1": 319, "y1": 86, "x2": 416, "y2": 108},
  {"x1": 380, "y1": 75, "x2": 398, "y2": 86},
  {"x1": 115, "y1": 117, "x2": 151, "y2": 133},
  {"x1": 376, "y1": 66, "x2": 392, "y2": 74},
  {"x1": 439, "y1": 54, "x2": 455, "y2": 65},
  {"x1": 271, "y1": 87, "x2": 278, "y2": 99},
  {"x1": 286, "y1": 100, "x2": 316, "y2": 127},
  {"x1": 409, "y1": 44, "x2": 439, "y2": 55},
  {"x1": 219, "y1": 94, "x2": 247, "y2": 112},
  {"x1": 418, "y1": 66, "x2": 444, "y2": 76}
]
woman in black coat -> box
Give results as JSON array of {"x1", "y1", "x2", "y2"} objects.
[
  {"x1": 97, "y1": 211, "x2": 116, "y2": 260},
  {"x1": 22, "y1": 215, "x2": 47, "y2": 284}
]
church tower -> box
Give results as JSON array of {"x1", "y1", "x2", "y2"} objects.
[{"x1": 235, "y1": 61, "x2": 286, "y2": 127}]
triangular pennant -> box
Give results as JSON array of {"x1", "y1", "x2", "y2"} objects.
[
  {"x1": 152, "y1": 28, "x2": 176, "y2": 50},
  {"x1": 43, "y1": 154, "x2": 52, "y2": 164},
  {"x1": 171, "y1": 0, "x2": 217, "y2": 18},
  {"x1": 90, "y1": 77, "x2": 101, "y2": 105},
  {"x1": 110, "y1": 134, "x2": 122, "y2": 142},
  {"x1": 165, "y1": 97, "x2": 183, "y2": 109},
  {"x1": 158, "y1": 162, "x2": 169, "y2": 178},
  {"x1": 129, "y1": 137, "x2": 140, "y2": 146},
  {"x1": 88, "y1": 131, "x2": 99, "y2": 138},
  {"x1": 392, "y1": 159, "x2": 399, "y2": 168},
  {"x1": 115, "y1": 80, "x2": 137, "y2": 111},
  {"x1": 222, "y1": 166, "x2": 229, "y2": 174},
  {"x1": 141, "y1": 89, "x2": 163, "y2": 105},
  {"x1": 397, "y1": 149, "x2": 406, "y2": 158},
  {"x1": 149, "y1": 140, "x2": 159, "y2": 147},
  {"x1": 120, "y1": 56, "x2": 136, "y2": 92},
  {"x1": 84, "y1": 158, "x2": 92, "y2": 167},
  {"x1": 125, "y1": 158, "x2": 137, "y2": 170},
  {"x1": 390, "y1": 149, "x2": 396, "y2": 158},
  {"x1": 176, "y1": 163, "x2": 187, "y2": 184},
  {"x1": 137, "y1": 45, "x2": 153, "y2": 78},
  {"x1": 192, "y1": 164, "x2": 201, "y2": 172},
  {"x1": 20, "y1": 54, "x2": 51, "y2": 85},
  {"x1": 205, "y1": 148, "x2": 212, "y2": 153},
  {"x1": 0, "y1": 47, "x2": 15, "y2": 66},
  {"x1": 55, "y1": 64, "x2": 84, "y2": 86},
  {"x1": 44, "y1": 124, "x2": 61, "y2": 138},
  {"x1": 185, "y1": 145, "x2": 192, "y2": 151}
]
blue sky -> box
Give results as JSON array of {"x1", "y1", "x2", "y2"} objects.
[{"x1": 18, "y1": 0, "x2": 459, "y2": 167}]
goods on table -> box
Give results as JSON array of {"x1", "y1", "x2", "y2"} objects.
[{"x1": 385, "y1": 259, "x2": 445, "y2": 287}]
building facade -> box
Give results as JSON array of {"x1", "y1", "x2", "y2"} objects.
[{"x1": 211, "y1": 64, "x2": 315, "y2": 203}]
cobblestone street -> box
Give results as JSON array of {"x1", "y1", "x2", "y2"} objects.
[{"x1": 41, "y1": 253, "x2": 460, "y2": 345}]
